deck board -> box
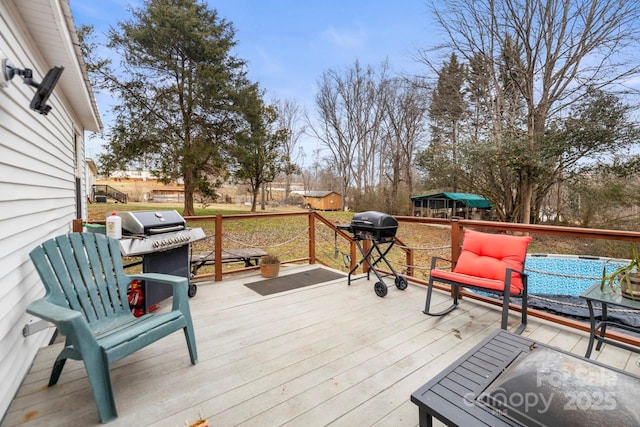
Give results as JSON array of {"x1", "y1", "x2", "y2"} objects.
[{"x1": 3, "y1": 265, "x2": 640, "y2": 427}]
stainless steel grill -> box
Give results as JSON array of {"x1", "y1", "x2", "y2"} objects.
[
  {"x1": 117, "y1": 210, "x2": 205, "y2": 256},
  {"x1": 117, "y1": 210, "x2": 206, "y2": 313}
]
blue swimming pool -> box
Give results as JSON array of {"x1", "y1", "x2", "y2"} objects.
[{"x1": 525, "y1": 255, "x2": 627, "y2": 296}]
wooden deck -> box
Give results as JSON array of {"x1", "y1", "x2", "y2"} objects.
[{"x1": 3, "y1": 265, "x2": 640, "y2": 427}]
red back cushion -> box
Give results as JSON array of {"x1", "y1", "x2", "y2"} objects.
[{"x1": 453, "y1": 230, "x2": 532, "y2": 289}]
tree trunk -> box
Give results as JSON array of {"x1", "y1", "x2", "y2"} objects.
[
  {"x1": 285, "y1": 176, "x2": 291, "y2": 204},
  {"x1": 183, "y1": 169, "x2": 195, "y2": 216},
  {"x1": 522, "y1": 107, "x2": 548, "y2": 223},
  {"x1": 250, "y1": 188, "x2": 258, "y2": 212}
]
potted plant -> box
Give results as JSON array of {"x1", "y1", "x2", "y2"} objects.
[
  {"x1": 259, "y1": 253, "x2": 281, "y2": 278},
  {"x1": 600, "y1": 245, "x2": 640, "y2": 299}
]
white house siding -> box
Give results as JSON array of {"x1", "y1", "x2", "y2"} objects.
[{"x1": 0, "y1": 0, "x2": 100, "y2": 420}]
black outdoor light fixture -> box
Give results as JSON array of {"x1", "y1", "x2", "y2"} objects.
[{"x1": 3, "y1": 59, "x2": 64, "y2": 115}]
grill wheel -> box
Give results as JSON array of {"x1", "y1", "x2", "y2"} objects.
[
  {"x1": 374, "y1": 281, "x2": 388, "y2": 297},
  {"x1": 188, "y1": 284, "x2": 197, "y2": 298}
]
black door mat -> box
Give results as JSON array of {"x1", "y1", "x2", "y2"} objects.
[{"x1": 245, "y1": 268, "x2": 346, "y2": 296}]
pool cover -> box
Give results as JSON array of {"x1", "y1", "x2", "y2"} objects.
[{"x1": 512, "y1": 294, "x2": 640, "y2": 334}]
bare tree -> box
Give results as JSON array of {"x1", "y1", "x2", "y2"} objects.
[
  {"x1": 424, "y1": 0, "x2": 640, "y2": 223},
  {"x1": 381, "y1": 76, "x2": 430, "y2": 213},
  {"x1": 274, "y1": 98, "x2": 305, "y2": 203},
  {"x1": 308, "y1": 60, "x2": 391, "y2": 210},
  {"x1": 229, "y1": 87, "x2": 288, "y2": 213}
]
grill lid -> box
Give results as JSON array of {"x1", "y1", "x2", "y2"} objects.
[
  {"x1": 117, "y1": 210, "x2": 186, "y2": 235},
  {"x1": 344, "y1": 211, "x2": 399, "y2": 242},
  {"x1": 351, "y1": 211, "x2": 398, "y2": 230}
]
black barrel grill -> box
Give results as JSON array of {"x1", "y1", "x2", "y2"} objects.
[
  {"x1": 117, "y1": 210, "x2": 205, "y2": 313},
  {"x1": 338, "y1": 211, "x2": 408, "y2": 297}
]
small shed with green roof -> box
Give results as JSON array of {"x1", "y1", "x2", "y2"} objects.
[{"x1": 410, "y1": 192, "x2": 492, "y2": 218}]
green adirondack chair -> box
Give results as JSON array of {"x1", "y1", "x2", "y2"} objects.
[{"x1": 27, "y1": 232, "x2": 198, "y2": 423}]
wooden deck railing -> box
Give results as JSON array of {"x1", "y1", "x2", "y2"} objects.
[
  {"x1": 396, "y1": 216, "x2": 640, "y2": 349},
  {"x1": 182, "y1": 211, "x2": 640, "y2": 349},
  {"x1": 78, "y1": 211, "x2": 640, "y2": 349},
  {"x1": 184, "y1": 211, "x2": 415, "y2": 281},
  {"x1": 182, "y1": 212, "x2": 640, "y2": 278}
]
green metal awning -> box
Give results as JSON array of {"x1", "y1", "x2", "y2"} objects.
[{"x1": 410, "y1": 192, "x2": 492, "y2": 209}]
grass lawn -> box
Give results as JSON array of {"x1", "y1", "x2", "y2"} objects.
[
  {"x1": 87, "y1": 201, "x2": 261, "y2": 221},
  {"x1": 87, "y1": 201, "x2": 357, "y2": 275},
  {"x1": 86, "y1": 201, "x2": 632, "y2": 277}
]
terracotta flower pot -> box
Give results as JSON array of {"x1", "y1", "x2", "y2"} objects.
[{"x1": 260, "y1": 263, "x2": 280, "y2": 278}]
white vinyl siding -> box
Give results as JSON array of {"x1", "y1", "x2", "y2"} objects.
[{"x1": 0, "y1": 0, "x2": 99, "y2": 420}]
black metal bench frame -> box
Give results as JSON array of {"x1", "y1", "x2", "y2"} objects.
[{"x1": 190, "y1": 248, "x2": 267, "y2": 275}]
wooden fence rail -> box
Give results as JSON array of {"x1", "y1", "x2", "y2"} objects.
[{"x1": 79, "y1": 212, "x2": 640, "y2": 349}]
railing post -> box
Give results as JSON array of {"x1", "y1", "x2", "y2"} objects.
[
  {"x1": 450, "y1": 216, "x2": 463, "y2": 299},
  {"x1": 362, "y1": 239, "x2": 371, "y2": 274},
  {"x1": 406, "y1": 247, "x2": 414, "y2": 277},
  {"x1": 309, "y1": 212, "x2": 316, "y2": 264},
  {"x1": 215, "y1": 214, "x2": 223, "y2": 282},
  {"x1": 72, "y1": 218, "x2": 83, "y2": 232},
  {"x1": 451, "y1": 217, "x2": 463, "y2": 265}
]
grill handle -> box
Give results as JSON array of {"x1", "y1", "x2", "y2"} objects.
[{"x1": 147, "y1": 225, "x2": 185, "y2": 234}]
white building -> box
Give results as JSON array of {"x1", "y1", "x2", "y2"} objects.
[{"x1": 0, "y1": 0, "x2": 101, "y2": 419}]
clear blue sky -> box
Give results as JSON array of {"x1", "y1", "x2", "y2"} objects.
[{"x1": 69, "y1": 0, "x2": 437, "y2": 161}]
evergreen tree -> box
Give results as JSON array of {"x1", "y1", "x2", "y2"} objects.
[
  {"x1": 418, "y1": 53, "x2": 466, "y2": 191},
  {"x1": 97, "y1": 0, "x2": 252, "y2": 215}
]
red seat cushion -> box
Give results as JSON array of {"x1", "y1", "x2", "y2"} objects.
[
  {"x1": 445, "y1": 230, "x2": 532, "y2": 294},
  {"x1": 431, "y1": 269, "x2": 511, "y2": 292}
]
